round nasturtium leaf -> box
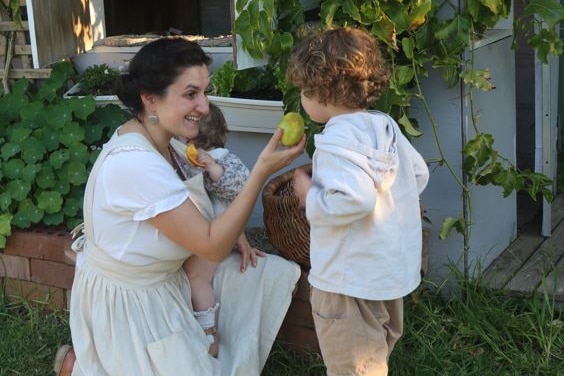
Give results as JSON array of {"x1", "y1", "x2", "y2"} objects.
[
  {"x1": 3, "y1": 159, "x2": 25, "y2": 179},
  {"x1": 37, "y1": 190, "x2": 63, "y2": 214},
  {"x1": 6, "y1": 179, "x2": 32, "y2": 201}
]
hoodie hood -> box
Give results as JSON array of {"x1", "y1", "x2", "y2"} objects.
[{"x1": 314, "y1": 111, "x2": 399, "y2": 191}]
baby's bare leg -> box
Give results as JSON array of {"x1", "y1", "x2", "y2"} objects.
[
  {"x1": 184, "y1": 256, "x2": 220, "y2": 357},
  {"x1": 184, "y1": 256, "x2": 218, "y2": 311}
]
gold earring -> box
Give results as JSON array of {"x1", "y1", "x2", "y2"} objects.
[{"x1": 148, "y1": 113, "x2": 159, "y2": 125}]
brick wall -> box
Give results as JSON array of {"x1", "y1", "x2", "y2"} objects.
[{"x1": 0, "y1": 227, "x2": 74, "y2": 310}]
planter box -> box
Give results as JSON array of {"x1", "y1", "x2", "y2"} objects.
[
  {"x1": 208, "y1": 95, "x2": 284, "y2": 133},
  {"x1": 71, "y1": 42, "x2": 233, "y2": 75},
  {"x1": 63, "y1": 82, "x2": 124, "y2": 108}
]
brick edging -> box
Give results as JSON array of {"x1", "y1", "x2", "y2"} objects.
[{"x1": 1, "y1": 227, "x2": 74, "y2": 310}]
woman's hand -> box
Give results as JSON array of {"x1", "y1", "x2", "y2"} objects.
[
  {"x1": 252, "y1": 130, "x2": 306, "y2": 179},
  {"x1": 236, "y1": 233, "x2": 266, "y2": 273}
]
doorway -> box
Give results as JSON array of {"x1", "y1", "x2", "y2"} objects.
[
  {"x1": 514, "y1": 0, "x2": 542, "y2": 232},
  {"x1": 103, "y1": 0, "x2": 232, "y2": 37}
]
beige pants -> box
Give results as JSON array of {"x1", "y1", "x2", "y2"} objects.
[{"x1": 310, "y1": 287, "x2": 403, "y2": 376}]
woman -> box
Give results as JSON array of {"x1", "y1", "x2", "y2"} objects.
[{"x1": 55, "y1": 37, "x2": 305, "y2": 376}]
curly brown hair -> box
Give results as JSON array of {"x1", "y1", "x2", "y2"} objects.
[
  {"x1": 286, "y1": 27, "x2": 390, "y2": 109},
  {"x1": 193, "y1": 103, "x2": 228, "y2": 150}
]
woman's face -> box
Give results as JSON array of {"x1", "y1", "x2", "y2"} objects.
[{"x1": 154, "y1": 65, "x2": 210, "y2": 140}]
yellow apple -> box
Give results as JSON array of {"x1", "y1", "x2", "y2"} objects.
[{"x1": 278, "y1": 112, "x2": 305, "y2": 147}]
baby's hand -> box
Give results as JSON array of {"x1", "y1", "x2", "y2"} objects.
[
  {"x1": 236, "y1": 235, "x2": 266, "y2": 273},
  {"x1": 195, "y1": 150, "x2": 214, "y2": 167},
  {"x1": 197, "y1": 150, "x2": 223, "y2": 181}
]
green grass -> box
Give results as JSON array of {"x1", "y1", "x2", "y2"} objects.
[
  {"x1": 1, "y1": 275, "x2": 562, "y2": 376},
  {"x1": 0, "y1": 294, "x2": 71, "y2": 376}
]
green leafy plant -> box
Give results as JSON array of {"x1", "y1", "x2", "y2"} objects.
[
  {"x1": 77, "y1": 63, "x2": 120, "y2": 96},
  {"x1": 0, "y1": 61, "x2": 128, "y2": 248},
  {"x1": 210, "y1": 60, "x2": 282, "y2": 100}
]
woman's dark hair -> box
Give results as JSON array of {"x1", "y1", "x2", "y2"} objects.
[
  {"x1": 115, "y1": 37, "x2": 212, "y2": 115},
  {"x1": 193, "y1": 103, "x2": 228, "y2": 149}
]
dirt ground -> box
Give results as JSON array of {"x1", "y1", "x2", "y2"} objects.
[{"x1": 245, "y1": 227, "x2": 279, "y2": 255}]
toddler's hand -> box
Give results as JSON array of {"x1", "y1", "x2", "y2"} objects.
[{"x1": 293, "y1": 167, "x2": 312, "y2": 209}]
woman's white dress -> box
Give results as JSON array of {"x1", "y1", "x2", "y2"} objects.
[{"x1": 69, "y1": 130, "x2": 300, "y2": 376}]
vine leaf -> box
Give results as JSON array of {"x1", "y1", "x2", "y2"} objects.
[
  {"x1": 341, "y1": 0, "x2": 361, "y2": 22},
  {"x1": 439, "y1": 217, "x2": 466, "y2": 240},
  {"x1": 460, "y1": 69, "x2": 494, "y2": 91},
  {"x1": 524, "y1": 0, "x2": 564, "y2": 28}
]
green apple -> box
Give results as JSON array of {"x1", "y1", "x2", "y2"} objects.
[{"x1": 278, "y1": 112, "x2": 305, "y2": 146}]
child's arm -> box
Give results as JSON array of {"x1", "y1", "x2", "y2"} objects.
[
  {"x1": 293, "y1": 167, "x2": 312, "y2": 209},
  {"x1": 204, "y1": 153, "x2": 250, "y2": 202},
  {"x1": 236, "y1": 232, "x2": 266, "y2": 273},
  {"x1": 197, "y1": 150, "x2": 224, "y2": 182}
]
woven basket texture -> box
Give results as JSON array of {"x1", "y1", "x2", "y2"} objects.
[{"x1": 262, "y1": 164, "x2": 312, "y2": 268}]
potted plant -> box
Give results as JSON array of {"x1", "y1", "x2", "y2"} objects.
[
  {"x1": 63, "y1": 63, "x2": 123, "y2": 108},
  {"x1": 232, "y1": 0, "x2": 561, "y2": 276}
]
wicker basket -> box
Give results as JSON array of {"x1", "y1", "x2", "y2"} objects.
[{"x1": 262, "y1": 164, "x2": 312, "y2": 268}]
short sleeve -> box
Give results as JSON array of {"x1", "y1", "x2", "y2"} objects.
[{"x1": 98, "y1": 147, "x2": 189, "y2": 221}]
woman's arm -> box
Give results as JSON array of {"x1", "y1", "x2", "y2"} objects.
[{"x1": 151, "y1": 130, "x2": 305, "y2": 263}]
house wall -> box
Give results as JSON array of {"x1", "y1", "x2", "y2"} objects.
[
  {"x1": 412, "y1": 32, "x2": 517, "y2": 280},
  {"x1": 27, "y1": 0, "x2": 93, "y2": 68}
]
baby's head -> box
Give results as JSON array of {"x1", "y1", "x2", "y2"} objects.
[
  {"x1": 193, "y1": 103, "x2": 228, "y2": 149},
  {"x1": 286, "y1": 27, "x2": 390, "y2": 110}
]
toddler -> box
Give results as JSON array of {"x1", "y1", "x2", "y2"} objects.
[{"x1": 288, "y1": 27, "x2": 430, "y2": 375}]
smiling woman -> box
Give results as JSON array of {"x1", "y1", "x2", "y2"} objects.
[{"x1": 59, "y1": 36, "x2": 306, "y2": 376}]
